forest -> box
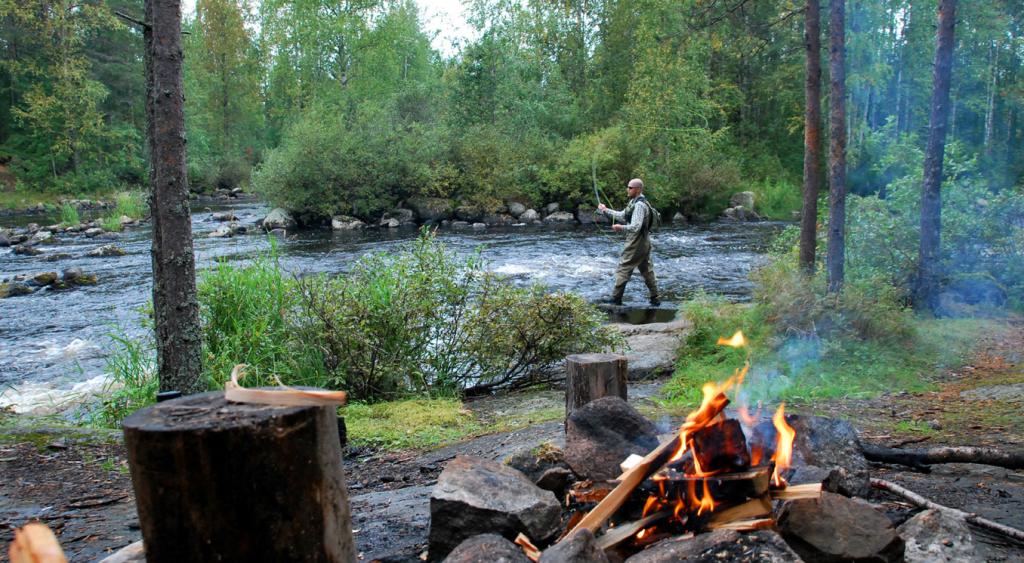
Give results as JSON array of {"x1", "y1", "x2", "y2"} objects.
[{"x1": 1, "y1": 0, "x2": 1021, "y2": 221}]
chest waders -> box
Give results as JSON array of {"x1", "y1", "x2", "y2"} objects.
[{"x1": 612, "y1": 199, "x2": 659, "y2": 305}]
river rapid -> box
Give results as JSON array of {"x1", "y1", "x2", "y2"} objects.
[{"x1": 0, "y1": 199, "x2": 785, "y2": 412}]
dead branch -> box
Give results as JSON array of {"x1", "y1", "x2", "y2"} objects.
[
  {"x1": 871, "y1": 478, "x2": 1024, "y2": 543},
  {"x1": 862, "y1": 443, "x2": 1024, "y2": 470}
]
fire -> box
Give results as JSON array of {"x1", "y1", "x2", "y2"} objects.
[
  {"x1": 697, "y1": 480, "x2": 715, "y2": 515},
  {"x1": 716, "y1": 330, "x2": 747, "y2": 348},
  {"x1": 641, "y1": 495, "x2": 660, "y2": 518},
  {"x1": 770, "y1": 403, "x2": 796, "y2": 486}
]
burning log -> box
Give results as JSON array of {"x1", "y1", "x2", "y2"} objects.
[
  {"x1": 564, "y1": 353, "x2": 628, "y2": 424},
  {"x1": 593, "y1": 511, "x2": 671, "y2": 550},
  {"x1": 871, "y1": 478, "x2": 1024, "y2": 543},
  {"x1": 689, "y1": 419, "x2": 751, "y2": 473},
  {"x1": 706, "y1": 497, "x2": 772, "y2": 529},
  {"x1": 862, "y1": 443, "x2": 1024, "y2": 471},
  {"x1": 122, "y1": 391, "x2": 356, "y2": 563}
]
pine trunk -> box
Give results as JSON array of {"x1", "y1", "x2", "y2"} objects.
[
  {"x1": 799, "y1": 0, "x2": 823, "y2": 274},
  {"x1": 145, "y1": 0, "x2": 204, "y2": 394},
  {"x1": 914, "y1": 0, "x2": 957, "y2": 313},
  {"x1": 826, "y1": 0, "x2": 847, "y2": 293}
]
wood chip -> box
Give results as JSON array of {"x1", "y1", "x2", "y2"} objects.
[
  {"x1": 224, "y1": 364, "x2": 347, "y2": 407},
  {"x1": 514, "y1": 533, "x2": 541, "y2": 562}
]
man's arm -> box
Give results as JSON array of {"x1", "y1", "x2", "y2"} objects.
[
  {"x1": 604, "y1": 206, "x2": 627, "y2": 222},
  {"x1": 620, "y1": 202, "x2": 648, "y2": 233}
]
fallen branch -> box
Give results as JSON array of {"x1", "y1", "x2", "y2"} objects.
[
  {"x1": 871, "y1": 478, "x2": 1024, "y2": 543},
  {"x1": 862, "y1": 444, "x2": 1024, "y2": 470}
]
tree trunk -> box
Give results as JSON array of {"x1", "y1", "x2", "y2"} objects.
[
  {"x1": 799, "y1": 0, "x2": 823, "y2": 274},
  {"x1": 826, "y1": 0, "x2": 847, "y2": 294},
  {"x1": 983, "y1": 42, "x2": 998, "y2": 154},
  {"x1": 914, "y1": 0, "x2": 957, "y2": 313},
  {"x1": 565, "y1": 353, "x2": 628, "y2": 423},
  {"x1": 123, "y1": 392, "x2": 357, "y2": 562},
  {"x1": 145, "y1": 0, "x2": 203, "y2": 394}
]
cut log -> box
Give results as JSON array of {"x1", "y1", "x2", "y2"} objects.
[
  {"x1": 708, "y1": 518, "x2": 775, "y2": 531},
  {"x1": 690, "y1": 420, "x2": 751, "y2": 473},
  {"x1": 565, "y1": 353, "x2": 628, "y2": 424},
  {"x1": 862, "y1": 443, "x2": 1024, "y2": 470},
  {"x1": 594, "y1": 512, "x2": 672, "y2": 550},
  {"x1": 122, "y1": 391, "x2": 356, "y2": 563},
  {"x1": 707, "y1": 496, "x2": 772, "y2": 529},
  {"x1": 770, "y1": 482, "x2": 822, "y2": 501},
  {"x1": 871, "y1": 478, "x2": 1024, "y2": 543}
]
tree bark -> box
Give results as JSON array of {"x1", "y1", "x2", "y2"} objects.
[
  {"x1": 565, "y1": 353, "x2": 627, "y2": 423},
  {"x1": 826, "y1": 0, "x2": 847, "y2": 293},
  {"x1": 145, "y1": 0, "x2": 203, "y2": 394},
  {"x1": 123, "y1": 392, "x2": 357, "y2": 562},
  {"x1": 799, "y1": 0, "x2": 823, "y2": 274},
  {"x1": 913, "y1": 0, "x2": 957, "y2": 313}
]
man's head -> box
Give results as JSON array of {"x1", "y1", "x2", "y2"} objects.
[{"x1": 627, "y1": 178, "x2": 644, "y2": 196}]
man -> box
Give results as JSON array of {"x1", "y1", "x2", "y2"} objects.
[{"x1": 597, "y1": 178, "x2": 660, "y2": 306}]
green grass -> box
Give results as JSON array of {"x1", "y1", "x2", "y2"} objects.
[
  {"x1": 749, "y1": 178, "x2": 802, "y2": 220},
  {"x1": 893, "y1": 420, "x2": 937, "y2": 434},
  {"x1": 59, "y1": 203, "x2": 80, "y2": 225},
  {"x1": 100, "y1": 214, "x2": 124, "y2": 232},
  {"x1": 113, "y1": 191, "x2": 147, "y2": 220},
  {"x1": 343, "y1": 398, "x2": 484, "y2": 450}
]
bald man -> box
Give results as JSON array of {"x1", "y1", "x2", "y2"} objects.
[{"x1": 597, "y1": 178, "x2": 660, "y2": 306}]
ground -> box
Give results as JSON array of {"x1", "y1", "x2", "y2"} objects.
[{"x1": 1, "y1": 322, "x2": 1022, "y2": 562}]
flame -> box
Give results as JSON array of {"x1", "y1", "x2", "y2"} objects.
[
  {"x1": 716, "y1": 330, "x2": 747, "y2": 348},
  {"x1": 697, "y1": 479, "x2": 715, "y2": 515},
  {"x1": 636, "y1": 528, "x2": 648, "y2": 540},
  {"x1": 770, "y1": 403, "x2": 796, "y2": 486},
  {"x1": 669, "y1": 362, "x2": 750, "y2": 463},
  {"x1": 641, "y1": 495, "x2": 659, "y2": 518}
]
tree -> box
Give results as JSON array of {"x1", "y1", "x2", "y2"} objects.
[
  {"x1": 145, "y1": 0, "x2": 204, "y2": 394},
  {"x1": 826, "y1": 0, "x2": 847, "y2": 293},
  {"x1": 914, "y1": 0, "x2": 957, "y2": 312},
  {"x1": 799, "y1": 0, "x2": 823, "y2": 273}
]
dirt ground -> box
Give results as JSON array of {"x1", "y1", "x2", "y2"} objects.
[{"x1": 2, "y1": 323, "x2": 1023, "y2": 562}]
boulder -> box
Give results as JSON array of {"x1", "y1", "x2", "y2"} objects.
[
  {"x1": 564, "y1": 396, "x2": 659, "y2": 480},
  {"x1": 408, "y1": 197, "x2": 454, "y2": 222},
  {"x1": 331, "y1": 216, "x2": 365, "y2": 230},
  {"x1": 29, "y1": 230, "x2": 54, "y2": 244},
  {"x1": 211, "y1": 212, "x2": 236, "y2": 222},
  {"x1": 26, "y1": 223, "x2": 40, "y2": 234},
  {"x1": 672, "y1": 212, "x2": 687, "y2": 225},
  {"x1": 382, "y1": 217, "x2": 401, "y2": 228},
  {"x1": 442, "y1": 534, "x2": 530, "y2": 563},
  {"x1": 507, "y1": 202, "x2": 527, "y2": 218},
  {"x1": 31, "y1": 272, "x2": 58, "y2": 286},
  {"x1": 380, "y1": 208, "x2": 416, "y2": 227},
  {"x1": 544, "y1": 203, "x2": 560, "y2": 215},
  {"x1": 539, "y1": 529, "x2": 607, "y2": 563},
  {"x1": 0, "y1": 231, "x2": 9, "y2": 247},
  {"x1": 454, "y1": 205, "x2": 485, "y2": 222},
  {"x1": 84, "y1": 227, "x2": 105, "y2": 237},
  {"x1": 576, "y1": 206, "x2": 608, "y2": 225},
  {"x1": 626, "y1": 530, "x2": 802, "y2": 563},
  {"x1": 897, "y1": 509, "x2": 981, "y2": 563},
  {"x1": 262, "y1": 208, "x2": 297, "y2": 231},
  {"x1": 13, "y1": 244, "x2": 42, "y2": 256},
  {"x1": 519, "y1": 209, "x2": 540, "y2": 222},
  {"x1": 543, "y1": 211, "x2": 575, "y2": 224},
  {"x1": 471, "y1": 222, "x2": 486, "y2": 229},
  {"x1": 730, "y1": 191, "x2": 755, "y2": 209},
  {"x1": 482, "y1": 213, "x2": 515, "y2": 226},
  {"x1": 207, "y1": 225, "x2": 235, "y2": 238},
  {"x1": 0, "y1": 282, "x2": 35, "y2": 299},
  {"x1": 428, "y1": 455, "x2": 561, "y2": 560},
  {"x1": 450, "y1": 221, "x2": 471, "y2": 229},
  {"x1": 87, "y1": 244, "x2": 127, "y2": 257},
  {"x1": 777, "y1": 491, "x2": 904, "y2": 562}
]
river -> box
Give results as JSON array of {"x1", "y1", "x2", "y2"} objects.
[{"x1": 0, "y1": 199, "x2": 785, "y2": 411}]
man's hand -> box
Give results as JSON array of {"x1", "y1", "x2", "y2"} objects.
[
  {"x1": 612, "y1": 224, "x2": 624, "y2": 232},
  {"x1": 597, "y1": 203, "x2": 607, "y2": 213}
]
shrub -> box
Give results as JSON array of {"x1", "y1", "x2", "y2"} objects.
[
  {"x1": 100, "y1": 214, "x2": 123, "y2": 232},
  {"x1": 59, "y1": 203, "x2": 80, "y2": 226},
  {"x1": 113, "y1": 191, "x2": 147, "y2": 220}
]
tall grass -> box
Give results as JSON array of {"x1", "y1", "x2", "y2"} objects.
[
  {"x1": 96, "y1": 331, "x2": 157, "y2": 428},
  {"x1": 113, "y1": 191, "x2": 147, "y2": 219},
  {"x1": 59, "y1": 203, "x2": 80, "y2": 226}
]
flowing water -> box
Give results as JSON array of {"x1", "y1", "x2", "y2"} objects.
[{"x1": 0, "y1": 200, "x2": 785, "y2": 410}]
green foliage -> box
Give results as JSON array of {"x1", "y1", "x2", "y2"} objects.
[
  {"x1": 343, "y1": 399, "x2": 482, "y2": 449},
  {"x1": 95, "y1": 331, "x2": 157, "y2": 428},
  {"x1": 748, "y1": 178, "x2": 802, "y2": 220},
  {"x1": 113, "y1": 191, "x2": 147, "y2": 219},
  {"x1": 100, "y1": 214, "x2": 123, "y2": 232},
  {"x1": 59, "y1": 203, "x2": 80, "y2": 226}
]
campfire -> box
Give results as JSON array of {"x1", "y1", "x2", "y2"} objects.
[{"x1": 522, "y1": 331, "x2": 822, "y2": 558}]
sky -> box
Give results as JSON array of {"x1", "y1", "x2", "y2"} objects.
[{"x1": 180, "y1": 0, "x2": 473, "y2": 56}]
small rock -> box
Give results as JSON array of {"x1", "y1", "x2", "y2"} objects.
[
  {"x1": 12, "y1": 244, "x2": 42, "y2": 256},
  {"x1": 543, "y1": 211, "x2": 575, "y2": 223},
  {"x1": 777, "y1": 491, "x2": 904, "y2": 562},
  {"x1": 211, "y1": 212, "x2": 236, "y2": 222},
  {"x1": 0, "y1": 231, "x2": 10, "y2": 247},
  {"x1": 564, "y1": 396, "x2": 659, "y2": 480},
  {"x1": 208, "y1": 225, "x2": 235, "y2": 238},
  {"x1": 31, "y1": 272, "x2": 58, "y2": 286},
  {"x1": 84, "y1": 227, "x2": 105, "y2": 237},
  {"x1": 43, "y1": 253, "x2": 72, "y2": 262},
  {"x1": 87, "y1": 243, "x2": 127, "y2": 257},
  {"x1": 507, "y1": 202, "x2": 527, "y2": 218},
  {"x1": 897, "y1": 509, "x2": 980, "y2": 562},
  {"x1": 626, "y1": 530, "x2": 801, "y2": 562},
  {"x1": 544, "y1": 203, "x2": 560, "y2": 215},
  {"x1": 62, "y1": 267, "x2": 84, "y2": 283},
  {"x1": 539, "y1": 529, "x2": 607, "y2": 563},
  {"x1": 519, "y1": 209, "x2": 540, "y2": 222},
  {"x1": 331, "y1": 216, "x2": 365, "y2": 230},
  {"x1": 672, "y1": 211, "x2": 687, "y2": 225},
  {"x1": 471, "y1": 222, "x2": 486, "y2": 229},
  {"x1": 0, "y1": 282, "x2": 35, "y2": 299},
  {"x1": 262, "y1": 208, "x2": 297, "y2": 231},
  {"x1": 442, "y1": 534, "x2": 530, "y2": 563}
]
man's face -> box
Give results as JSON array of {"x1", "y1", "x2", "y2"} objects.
[{"x1": 627, "y1": 185, "x2": 640, "y2": 197}]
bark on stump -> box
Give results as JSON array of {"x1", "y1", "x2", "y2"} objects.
[
  {"x1": 565, "y1": 353, "x2": 627, "y2": 424},
  {"x1": 122, "y1": 391, "x2": 356, "y2": 563}
]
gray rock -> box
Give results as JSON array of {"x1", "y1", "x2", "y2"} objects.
[
  {"x1": 428, "y1": 455, "x2": 561, "y2": 560},
  {"x1": 507, "y1": 202, "x2": 527, "y2": 218},
  {"x1": 0, "y1": 231, "x2": 10, "y2": 247},
  {"x1": 442, "y1": 534, "x2": 530, "y2": 563},
  {"x1": 349, "y1": 485, "x2": 432, "y2": 562},
  {"x1": 29, "y1": 230, "x2": 54, "y2": 244},
  {"x1": 211, "y1": 212, "x2": 236, "y2": 222},
  {"x1": 626, "y1": 530, "x2": 802, "y2": 563},
  {"x1": 520, "y1": 209, "x2": 540, "y2": 222},
  {"x1": 576, "y1": 207, "x2": 608, "y2": 225},
  {"x1": 31, "y1": 272, "x2": 58, "y2": 286},
  {"x1": 13, "y1": 244, "x2": 42, "y2": 256},
  {"x1": 331, "y1": 215, "x2": 365, "y2": 230},
  {"x1": 87, "y1": 244, "x2": 127, "y2": 257},
  {"x1": 778, "y1": 491, "x2": 904, "y2": 562},
  {"x1": 672, "y1": 212, "x2": 687, "y2": 225},
  {"x1": 262, "y1": 208, "x2": 296, "y2": 230},
  {"x1": 0, "y1": 282, "x2": 35, "y2": 299},
  {"x1": 454, "y1": 205, "x2": 485, "y2": 222},
  {"x1": 382, "y1": 217, "x2": 401, "y2": 228},
  {"x1": 450, "y1": 220, "x2": 470, "y2": 229},
  {"x1": 544, "y1": 203, "x2": 560, "y2": 215},
  {"x1": 897, "y1": 509, "x2": 980, "y2": 563},
  {"x1": 84, "y1": 227, "x2": 105, "y2": 237},
  {"x1": 42, "y1": 253, "x2": 72, "y2": 262},
  {"x1": 207, "y1": 225, "x2": 235, "y2": 238},
  {"x1": 730, "y1": 191, "x2": 755, "y2": 209},
  {"x1": 564, "y1": 396, "x2": 659, "y2": 480},
  {"x1": 539, "y1": 529, "x2": 607, "y2": 563},
  {"x1": 482, "y1": 213, "x2": 515, "y2": 226},
  {"x1": 543, "y1": 211, "x2": 575, "y2": 223},
  {"x1": 62, "y1": 267, "x2": 84, "y2": 283},
  {"x1": 504, "y1": 443, "x2": 567, "y2": 483},
  {"x1": 534, "y1": 467, "x2": 572, "y2": 495},
  {"x1": 26, "y1": 223, "x2": 40, "y2": 234},
  {"x1": 471, "y1": 222, "x2": 486, "y2": 229},
  {"x1": 408, "y1": 197, "x2": 454, "y2": 222},
  {"x1": 381, "y1": 208, "x2": 416, "y2": 226}
]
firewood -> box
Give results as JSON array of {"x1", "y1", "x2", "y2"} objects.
[
  {"x1": 706, "y1": 496, "x2": 772, "y2": 528},
  {"x1": 8, "y1": 523, "x2": 67, "y2": 563},
  {"x1": 514, "y1": 533, "x2": 541, "y2": 562},
  {"x1": 225, "y1": 364, "x2": 347, "y2": 406},
  {"x1": 769, "y1": 482, "x2": 822, "y2": 500},
  {"x1": 565, "y1": 353, "x2": 628, "y2": 424},
  {"x1": 708, "y1": 518, "x2": 775, "y2": 531},
  {"x1": 862, "y1": 443, "x2": 1024, "y2": 470},
  {"x1": 619, "y1": 454, "x2": 644, "y2": 476},
  {"x1": 568, "y1": 480, "x2": 618, "y2": 504},
  {"x1": 594, "y1": 511, "x2": 671, "y2": 550},
  {"x1": 690, "y1": 419, "x2": 751, "y2": 473},
  {"x1": 871, "y1": 478, "x2": 1024, "y2": 543}
]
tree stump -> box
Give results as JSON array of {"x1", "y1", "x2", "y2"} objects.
[
  {"x1": 122, "y1": 391, "x2": 356, "y2": 563},
  {"x1": 565, "y1": 353, "x2": 628, "y2": 423}
]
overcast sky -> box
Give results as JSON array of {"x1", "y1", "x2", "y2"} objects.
[{"x1": 180, "y1": 0, "x2": 472, "y2": 56}]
